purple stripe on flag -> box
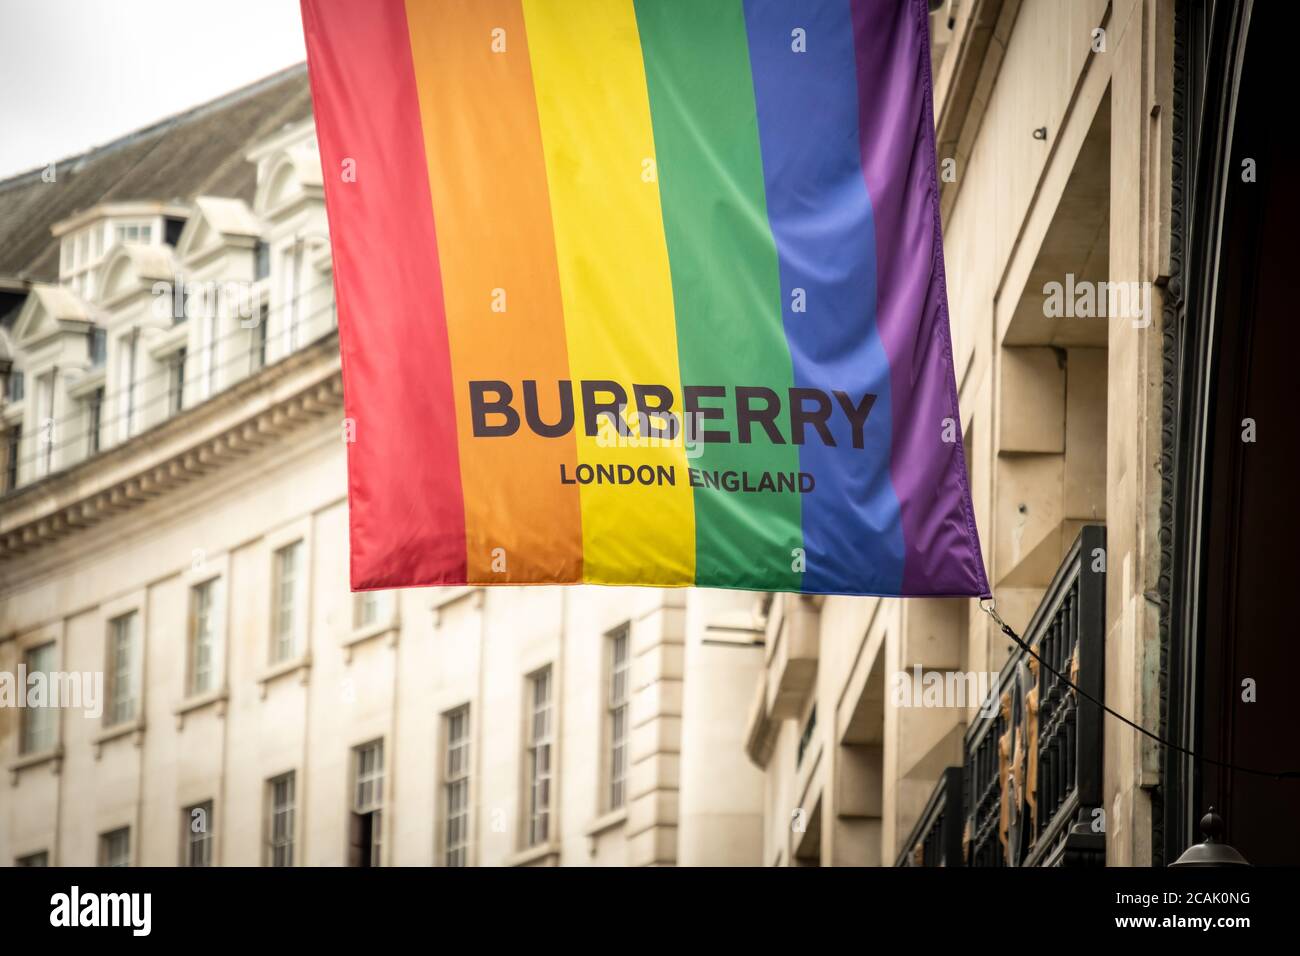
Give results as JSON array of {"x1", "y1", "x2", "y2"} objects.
[{"x1": 850, "y1": 0, "x2": 989, "y2": 596}]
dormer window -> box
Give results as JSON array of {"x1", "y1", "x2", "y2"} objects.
[
  {"x1": 115, "y1": 221, "x2": 152, "y2": 245},
  {"x1": 59, "y1": 222, "x2": 112, "y2": 298},
  {"x1": 55, "y1": 208, "x2": 176, "y2": 302},
  {"x1": 61, "y1": 227, "x2": 101, "y2": 298},
  {"x1": 5, "y1": 369, "x2": 22, "y2": 403}
]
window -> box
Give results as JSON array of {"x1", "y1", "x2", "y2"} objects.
[
  {"x1": 187, "y1": 578, "x2": 219, "y2": 696},
  {"x1": 201, "y1": 295, "x2": 220, "y2": 398},
  {"x1": 525, "y1": 667, "x2": 554, "y2": 847},
  {"x1": 183, "y1": 801, "x2": 213, "y2": 867},
  {"x1": 266, "y1": 772, "x2": 296, "y2": 867},
  {"x1": 36, "y1": 371, "x2": 55, "y2": 475},
  {"x1": 118, "y1": 333, "x2": 137, "y2": 440},
  {"x1": 61, "y1": 225, "x2": 116, "y2": 297},
  {"x1": 797, "y1": 704, "x2": 818, "y2": 768},
  {"x1": 115, "y1": 221, "x2": 151, "y2": 244},
  {"x1": 86, "y1": 387, "x2": 103, "y2": 455},
  {"x1": 442, "y1": 706, "x2": 471, "y2": 867},
  {"x1": 254, "y1": 241, "x2": 270, "y2": 281},
  {"x1": 5, "y1": 369, "x2": 22, "y2": 402},
  {"x1": 169, "y1": 347, "x2": 186, "y2": 414},
  {"x1": 606, "y1": 626, "x2": 631, "y2": 811},
  {"x1": 16, "y1": 850, "x2": 49, "y2": 867},
  {"x1": 99, "y1": 828, "x2": 130, "y2": 867},
  {"x1": 4, "y1": 425, "x2": 20, "y2": 492},
  {"x1": 251, "y1": 303, "x2": 269, "y2": 371},
  {"x1": 354, "y1": 590, "x2": 391, "y2": 631},
  {"x1": 105, "y1": 612, "x2": 138, "y2": 727},
  {"x1": 282, "y1": 243, "x2": 304, "y2": 352},
  {"x1": 270, "y1": 540, "x2": 303, "y2": 663},
  {"x1": 88, "y1": 327, "x2": 107, "y2": 367},
  {"x1": 164, "y1": 216, "x2": 185, "y2": 247},
  {"x1": 349, "y1": 740, "x2": 384, "y2": 867},
  {"x1": 20, "y1": 642, "x2": 57, "y2": 754}
]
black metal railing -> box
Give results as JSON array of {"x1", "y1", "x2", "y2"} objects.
[
  {"x1": 963, "y1": 525, "x2": 1106, "y2": 867},
  {"x1": 895, "y1": 766, "x2": 964, "y2": 867}
]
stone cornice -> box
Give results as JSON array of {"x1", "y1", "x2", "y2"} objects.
[
  {"x1": 50, "y1": 201, "x2": 191, "y2": 239},
  {"x1": 934, "y1": 0, "x2": 1020, "y2": 222},
  {"x1": 0, "y1": 331, "x2": 343, "y2": 563}
]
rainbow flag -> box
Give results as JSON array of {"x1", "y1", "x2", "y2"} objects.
[{"x1": 301, "y1": 0, "x2": 989, "y2": 597}]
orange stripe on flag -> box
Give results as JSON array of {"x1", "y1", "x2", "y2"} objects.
[{"x1": 404, "y1": 0, "x2": 582, "y2": 583}]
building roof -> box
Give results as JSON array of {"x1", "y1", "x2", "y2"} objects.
[
  {"x1": 29, "y1": 282, "x2": 92, "y2": 322},
  {"x1": 192, "y1": 195, "x2": 264, "y2": 239},
  {"x1": 0, "y1": 63, "x2": 312, "y2": 285},
  {"x1": 109, "y1": 242, "x2": 180, "y2": 284}
]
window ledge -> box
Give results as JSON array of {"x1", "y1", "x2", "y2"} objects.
[
  {"x1": 67, "y1": 366, "x2": 107, "y2": 399},
  {"x1": 583, "y1": 807, "x2": 628, "y2": 839},
  {"x1": 8, "y1": 745, "x2": 63, "y2": 785},
  {"x1": 146, "y1": 322, "x2": 189, "y2": 360},
  {"x1": 505, "y1": 842, "x2": 561, "y2": 868},
  {"x1": 583, "y1": 808, "x2": 628, "y2": 856},
  {"x1": 342, "y1": 623, "x2": 397, "y2": 662},
  {"x1": 94, "y1": 718, "x2": 144, "y2": 758},
  {"x1": 174, "y1": 687, "x2": 228, "y2": 729},
  {"x1": 257, "y1": 654, "x2": 312, "y2": 696},
  {"x1": 430, "y1": 587, "x2": 483, "y2": 627}
]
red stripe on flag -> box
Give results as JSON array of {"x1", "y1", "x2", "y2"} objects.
[{"x1": 301, "y1": 0, "x2": 467, "y2": 587}]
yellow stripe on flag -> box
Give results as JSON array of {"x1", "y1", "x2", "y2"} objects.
[{"x1": 521, "y1": 0, "x2": 694, "y2": 585}]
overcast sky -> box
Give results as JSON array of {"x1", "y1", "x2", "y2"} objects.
[{"x1": 0, "y1": 0, "x2": 307, "y2": 179}]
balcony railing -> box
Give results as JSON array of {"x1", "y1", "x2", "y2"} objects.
[
  {"x1": 899, "y1": 525, "x2": 1106, "y2": 867},
  {"x1": 967, "y1": 525, "x2": 1106, "y2": 866},
  {"x1": 895, "y1": 766, "x2": 964, "y2": 867}
]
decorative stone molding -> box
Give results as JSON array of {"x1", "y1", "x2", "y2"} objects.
[
  {"x1": 626, "y1": 599, "x2": 685, "y2": 867},
  {"x1": 1154, "y1": 0, "x2": 1192, "y2": 870},
  {"x1": 8, "y1": 745, "x2": 63, "y2": 786},
  {"x1": 766, "y1": 595, "x2": 821, "y2": 720},
  {"x1": 582, "y1": 807, "x2": 628, "y2": 858},
  {"x1": 743, "y1": 672, "x2": 778, "y2": 768},
  {"x1": 505, "y1": 842, "x2": 560, "y2": 868},
  {"x1": 0, "y1": 333, "x2": 343, "y2": 565},
  {"x1": 341, "y1": 625, "x2": 397, "y2": 664},
  {"x1": 173, "y1": 687, "x2": 229, "y2": 731},
  {"x1": 92, "y1": 719, "x2": 145, "y2": 760},
  {"x1": 256, "y1": 654, "x2": 312, "y2": 698},
  {"x1": 429, "y1": 587, "x2": 482, "y2": 628},
  {"x1": 933, "y1": 0, "x2": 1021, "y2": 222}
]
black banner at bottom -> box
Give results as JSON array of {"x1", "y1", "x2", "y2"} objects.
[{"x1": 0, "y1": 864, "x2": 1281, "y2": 941}]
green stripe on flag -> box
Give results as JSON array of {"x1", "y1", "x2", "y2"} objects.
[{"x1": 634, "y1": 0, "x2": 803, "y2": 590}]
